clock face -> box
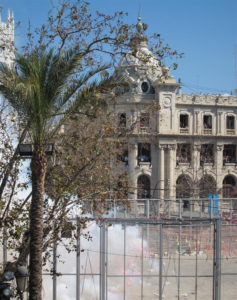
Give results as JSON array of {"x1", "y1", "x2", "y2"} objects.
[{"x1": 163, "y1": 97, "x2": 171, "y2": 107}]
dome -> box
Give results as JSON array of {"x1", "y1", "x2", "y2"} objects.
[{"x1": 115, "y1": 17, "x2": 162, "y2": 88}]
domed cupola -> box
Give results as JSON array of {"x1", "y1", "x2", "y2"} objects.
[{"x1": 115, "y1": 16, "x2": 162, "y2": 95}]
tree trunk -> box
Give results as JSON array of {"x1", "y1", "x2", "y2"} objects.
[{"x1": 29, "y1": 145, "x2": 47, "y2": 300}]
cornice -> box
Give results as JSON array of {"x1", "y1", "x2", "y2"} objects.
[{"x1": 176, "y1": 94, "x2": 237, "y2": 107}]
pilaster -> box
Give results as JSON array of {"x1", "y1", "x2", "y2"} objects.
[
  {"x1": 168, "y1": 144, "x2": 176, "y2": 199},
  {"x1": 158, "y1": 145, "x2": 165, "y2": 199},
  {"x1": 128, "y1": 142, "x2": 137, "y2": 200},
  {"x1": 216, "y1": 144, "x2": 224, "y2": 192},
  {"x1": 151, "y1": 142, "x2": 158, "y2": 198},
  {"x1": 192, "y1": 144, "x2": 201, "y2": 172},
  {"x1": 194, "y1": 111, "x2": 200, "y2": 134}
]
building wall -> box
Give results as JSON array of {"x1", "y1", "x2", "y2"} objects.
[
  {"x1": 0, "y1": 10, "x2": 14, "y2": 66},
  {"x1": 112, "y1": 83, "x2": 237, "y2": 201}
]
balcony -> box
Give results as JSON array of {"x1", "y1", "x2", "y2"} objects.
[
  {"x1": 203, "y1": 128, "x2": 212, "y2": 135},
  {"x1": 176, "y1": 157, "x2": 191, "y2": 166},
  {"x1": 179, "y1": 127, "x2": 189, "y2": 134},
  {"x1": 223, "y1": 145, "x2": 236, "y2": 166},
  {"x1": 139, "y1": 113, "x2": 150, "y2": 134},
  {"x1": 176, "y1": 143, "x2": 191, "y2": 166},
  {"x1": 226, "y1": 129, "x2": 235, "y2": 135},
  {"x1": 139, "y1": 126, "x2": 151, "y2": 133},
  {"x1": 138, "y1": 143, "x2": 151, "y2": 166},
  {"x1": 200, "y1": 157, "x2": 214, "y2": 166},
  {"x1": 223, "y1": 156, "x2": 236, "y2": 165}
]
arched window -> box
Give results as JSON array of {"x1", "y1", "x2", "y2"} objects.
[
  {"x1": 222, "y1": 175, "x2": 237, "y2": 198},
  {"x1": 176, "y1": 175, "x2": 192, "y2": 198},
  {"x1": 199, "y1": 175, "x2": 216, "y2": 198},
  {"x1": 176, "y1": 175, "x2": 193, "y2": 209},
  {"x1": 137, "y1": 175, "x2": 150, "y2": 199}
]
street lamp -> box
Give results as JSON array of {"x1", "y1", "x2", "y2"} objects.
[
  {"x1": 19, "y1": 144, "x2": 54, "y2": 157},
  {"x1": 0, "y1": 269, "x2": 14, "y2": 299},
  {"x1": 14, "y1": 265, "x2": 29, "y2": 300}
]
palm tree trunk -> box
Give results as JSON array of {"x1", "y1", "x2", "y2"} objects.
[{"x1": 29, "y1": 145, "x2": 47, "y2": 300}]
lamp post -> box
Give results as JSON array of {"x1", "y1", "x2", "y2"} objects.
[
  {"x1": 14, "y1": 265, "x2": 29, "y2": 300},
  {"x1": 0, "y1": 268, "x2": 14, "y2": 299}
]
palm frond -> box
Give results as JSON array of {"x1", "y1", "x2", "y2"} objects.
[{"x1": 0, "y1": 47, "x2": 126, "y2": 145}]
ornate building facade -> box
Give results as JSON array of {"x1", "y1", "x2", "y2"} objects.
[
  {"x1": 112, "y1": 18, "x2": 237, "y2": 208},
  {"x1": 0, "y1": 10, "x2": 14, "y2": 66}
]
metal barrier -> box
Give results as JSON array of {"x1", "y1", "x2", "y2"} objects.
[
  {"x1": 2, "y1": 198, "x2": 237, "y2": 299},
  {"x1": 74, "y1": 198, "x2": 237, "y2": 222},
  {"x1": 38, "y1": 217, "x2": 237, "y2": 300}
]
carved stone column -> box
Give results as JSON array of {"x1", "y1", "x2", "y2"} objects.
[
  {"x1": 151, "y1": 142, "x2": 158, "y2": 199},
  {"x1": 216, "y1": 144, "x2": 224, "y2": 194},
  {"x1": 194, "y1": 111, "x2": 200, "y2": 134},
  {"x1": 158, "y1": 145, "x2": 165, "y2": 199},
  {"x1": 168, "y1": 144, "x2": 176, "y2": 199},
  {"x1": 217, "y1": 112, "x2": 223, "y2": 135},
  {"x1": 193, "y1": 144, "x2": 201, "y2": 172},
  {"x1": 128, "y1": 142, "x2": 137, "y2": 200}
]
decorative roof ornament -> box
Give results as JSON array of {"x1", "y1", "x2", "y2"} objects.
[
  {"x1": 116, "y1": 15, "x2": 163, "y2": 85},
  {"x1": 130, "y1": 15, "x2": 148, "y2": 51},
  {"x1": 136, "y1": 15, "x2": 148, "y2": 36}
]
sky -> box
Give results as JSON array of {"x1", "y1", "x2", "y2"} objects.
[{"x1": 1, "y1": 0, "x2": 237, "y2": 95}]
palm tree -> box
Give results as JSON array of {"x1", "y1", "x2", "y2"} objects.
[{"x1": 0, "y1": 49, "x2": 117, "y2": 300}]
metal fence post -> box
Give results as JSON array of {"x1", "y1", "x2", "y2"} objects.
[
  {"x1": 179, "y1": 198, "x2": 182, "y2": 219},
  {"x1": 210, "y1": 197, "x2": 213, "y2": 219},
  {"x1": 214, "y1": 218, "x2": 221, "y2": 300},
  {"x1": 146, "y1": 198, "x2": 150, "y2": 218},
  {"x1": 53, "y1": 237, "x2": 57, "y2": 300},
  {"x1": 76, "y1": 219, "x2": 81, "y2": 300},
  {"x1": 158, "y1": 199, "x2": 160, "y2": 219},
  {"x1": 159, "y1": 224, "x2": 163, "y2": 300},
  {"x1": 100, "y1": 222, "x2": 106, "y2": 300}
]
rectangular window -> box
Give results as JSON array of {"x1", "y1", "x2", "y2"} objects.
[
  {"x1": 118, "y1": 113, "x2": 126, "y2": 128},
  {"x1": 203, "y1": 115, "x2": 212, "y2": 129},
  {"x1": 117, "y1": 143, "x2": 128, "y2": 164},
  {"x1": 180, "y1": 114, "x2": 189, "y2": 128},
  {"x1": 140, "y1": 113, "x2": 149, "y2": 128},
  {"x1": 179, "y1": 114, "x2": 189, "y2": 133},
  {"x1": 200, "y1": 144, "x2": 214, "y2": 164},
  {"x1": 227, "y1": 116, "x2": 235, "y2": 129},
  {"x1": 223, "y1": 145, "x2": 236, "y2": 164},
  {"x1": 176, "y1": 144, "x2": 191, "y2": 164},
  {"x1": 138, "y1": 143, "x2": 151, "y2": 163},
  {"x1": 226, "y1": 116, "x2": 235, "y2": 134},
  {"x1": 203, "y1": 115, "x2": 212, "y2": 134}
]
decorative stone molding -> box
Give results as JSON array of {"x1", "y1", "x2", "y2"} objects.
[
  {"x1": 167, "y1": 144, "x2": 176, "y2": 150},
  {"x1": 128, "y1": 143, "x2": 137, "y2": 150},
  {"x1": 193, "y1": 144, "x2": 201, "y2": 152},
  {"x1": 216, "y1": 145, "x2": 224, "y2": 151},
  {"x1": 176, "y1": 94, "x2": 237, "y2": 107},
  {"x1": 159, "y1": 144, "x2": 167, "y2": 150},
  {"x1": 163, "y1": 97, "x2": 172, "y2": 108}
]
